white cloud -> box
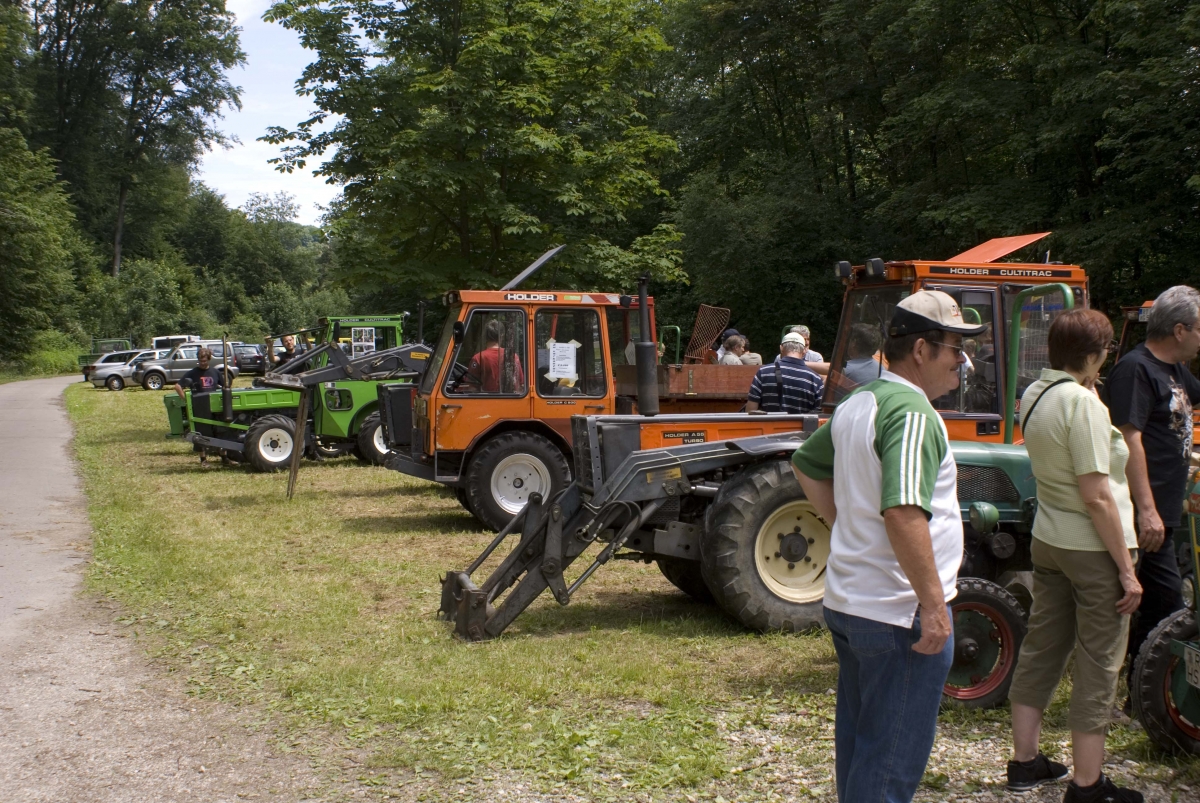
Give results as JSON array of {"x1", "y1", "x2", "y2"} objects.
[{"x1": 196, "y1": 0, "x2": 340, "y2": 225}]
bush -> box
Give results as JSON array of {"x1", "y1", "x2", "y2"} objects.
[{"x1": 14, "y1": 330, "x2": 82, "y2": 375}]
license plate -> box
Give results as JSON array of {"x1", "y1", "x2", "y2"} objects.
[{"x1": 1187, "y1": 644, "x2": 1200, "y2": 690}]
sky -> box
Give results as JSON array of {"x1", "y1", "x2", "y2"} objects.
[{"x1": 195, "y1": 0, "x2": 338, "y2": 226}]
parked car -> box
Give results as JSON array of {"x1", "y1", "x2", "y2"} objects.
[
  {"x1": 82, "y1": 350, "x2": 140, "y2": 383},
  {"x1": 90, "y1": 349, "x2": 170, "y2": 391},
  {"x1": 133, "y1": 342, "x2": 240, "y2": 390},
  {"x1": 233, "y1": 344, "x2": 267, "y2": 376}
]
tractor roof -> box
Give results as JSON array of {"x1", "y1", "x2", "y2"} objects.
[{"x1": 447, "y1": 290, "x2": 651, "y2": 306}]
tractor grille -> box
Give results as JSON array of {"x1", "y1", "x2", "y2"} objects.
[
  {"x1": 956, "y1": 465, "x2": 1020, "y2": 504},
  {"x1": 571, "y1": 416, "x2": 594, "y2": 492}
]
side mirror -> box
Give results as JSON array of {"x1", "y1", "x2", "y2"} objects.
[{"x1": 452, "y1": 321, "x2": 465, "y2": 345}]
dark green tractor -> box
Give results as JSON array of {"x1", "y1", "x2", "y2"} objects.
[{"x1": 1131, "y1": 473, "x2": 1200, "y2": 756}]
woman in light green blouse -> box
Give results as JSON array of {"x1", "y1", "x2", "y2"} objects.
[{"x1": 1003, "y1": 309, "x2": 1144, "y2": 803}]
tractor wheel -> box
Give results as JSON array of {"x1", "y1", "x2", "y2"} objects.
[
  {"x1": 313, "y1": 442, "x2": 354, "y2": 461},
  {"x1": 657, "y1": 558, "x2": 714, "y2": 603},
  {"x1": 465, "y1": 432, "x2": 571, "y2": 532},
  {"x1": 142, "y1": 372, "x2": 165, "y2": 391},
  {"x1": 1132, "y1": 609, "x2": 1200, "y2": 756},
  {"x1": 455, "y1": 487, "x2": 479, "y2": 519},
  {"x1": 943, "y1": 578, "x2": 1027, "y2": 709},
  {"x1": 244, "y1": 414, "x2": 298, "y2": 473},
  {"x1": 355, "y1": 412, "x2": 390, "y2": 466},
  {"x1": 700, "y1": 459, "x2": 830, "y2": 632},
  {"x1": 105, "y1": 375, "x2": 124, "y2": 391}
]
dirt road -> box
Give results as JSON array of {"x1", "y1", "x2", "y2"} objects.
[{"x1": 0, "y1": 377, "x2": 340, "y2": 802}]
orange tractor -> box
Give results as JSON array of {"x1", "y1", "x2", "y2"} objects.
[
  {"x1": 383, "y1": 235, "x2": 1090, "y2": 532},
  {"x1": 379, "y1": 253, "x2": 762, "y2": 530}
]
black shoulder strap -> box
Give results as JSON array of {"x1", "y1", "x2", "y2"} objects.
[
  {"x1": 1020, "y1": 377, "x2": 1074, "y2": 432},
  {"x1": 774, "y1": 358, "x2": 784, "y2": 411}
]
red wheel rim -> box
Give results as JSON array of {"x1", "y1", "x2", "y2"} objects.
[
  {"x1": 944, "y1": 601, "x2": 1017, "y2": 700},
  {"x1": 1163, "y1": 656, "x2": 1200, "y2": 740}
]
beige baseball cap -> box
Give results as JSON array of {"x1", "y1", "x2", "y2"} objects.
[
  {"x1": 781, "y1": 332, "x2": 806, "y2": 348},
  {"x1": 888, "y1": 290, "x2": 987, "y2": 337}
]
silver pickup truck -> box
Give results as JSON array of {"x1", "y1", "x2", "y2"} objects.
[{"x1": 133, "y1": 342, "x2": 240, "y2": 390}]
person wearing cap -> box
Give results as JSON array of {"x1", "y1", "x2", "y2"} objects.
[
  {"x1": 791, "y1": 289, "x2": 984, "y2": 803},
  {"x1": 745, "y1": 331, "x2": 824, "y2": 413}
]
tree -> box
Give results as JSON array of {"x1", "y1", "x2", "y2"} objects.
[
  {"x1": 264, "y1": 0, "x2": 683, "y2": 296},
  {"x1": 0, "y1": 126, "x2": 85, "y2": 357},
  {"x1": 28, "y1": 0, "x2": 244, "y2": 275}
]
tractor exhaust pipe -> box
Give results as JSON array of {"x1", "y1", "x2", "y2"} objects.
[
  {"x1": 417, "y1": 300, "x2": 426, "y2": 344},
  {"x1": 635, "y1": 273, "x2": 659, "y2": 417}
]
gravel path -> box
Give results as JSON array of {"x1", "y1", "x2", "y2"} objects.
[{"x1": 0, "y1": 377, "x2": 341, "y2": 802}]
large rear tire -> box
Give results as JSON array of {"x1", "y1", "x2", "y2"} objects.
[
  {"x1": 244, "y1": 414, "x2": 297, "y2": 473},
  {"x1": 1132, "y1": 609, "x2": 1200, "y2": 756},
  {"x1": 355, "y1": 412, "x2": 390, "y2": 465},
  {"x1": 943, "y1": 578, "x2": 1027, "y2": 709},
  {"x1": 465, "y1": 432, "x2": 571, "y2": 532},
  {"x1": 700, "y1": 460, "x2": 831, "y2": 632},
  {"x1": 142, "y1": 372, "x2": 165, "y2": 391},
  {"x1": 657, "y1": 558, "x2": 713, "y2": 603},
  {"x1": 455, "y1": 487, "x2": 479, "y2": 518}
]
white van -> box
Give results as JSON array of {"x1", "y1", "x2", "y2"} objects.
[{"x1": 151, "y1": 334, "x2": 201, "y2": 350}]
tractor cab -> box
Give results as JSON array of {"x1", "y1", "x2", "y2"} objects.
[{"x1": 823, "y1": 233, "x2": 1088, "y2": 442}]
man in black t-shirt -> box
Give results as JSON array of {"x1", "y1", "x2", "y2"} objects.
[
  {"x1": 1104, "y1": 285, "x2": 1200, "y2": 687},
  {"x1": 175, "y1": 348, "x2": 225, "y2": 466}
]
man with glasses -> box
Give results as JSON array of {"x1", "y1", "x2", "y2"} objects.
[
  {"x1": 1103, "y1": 284, "x2": 1200, "y2": 705},
  {"x1": 791, "y1": 290, "x2": 985, "y2": 803}
]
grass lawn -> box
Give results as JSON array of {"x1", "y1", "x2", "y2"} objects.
[{"x1": 65, "y1": 383, "x2": 1200, "y2": 801}]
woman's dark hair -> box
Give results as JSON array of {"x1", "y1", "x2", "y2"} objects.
[{"x1": 1047, "y1": 308, "x2": 1112, "y2": 371}]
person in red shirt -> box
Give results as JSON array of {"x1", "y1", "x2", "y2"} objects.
[{"x1": 465, "y1": 320, "x2": 525, "y2": 392}]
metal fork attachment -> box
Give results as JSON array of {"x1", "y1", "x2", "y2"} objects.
[{"x1": 438, "y1": 423, "x2": 810, "y2": 642}]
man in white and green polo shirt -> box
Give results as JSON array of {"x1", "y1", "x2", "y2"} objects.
[{"x1": 792, "y1": 290, "x2": 984, "y2": 803}]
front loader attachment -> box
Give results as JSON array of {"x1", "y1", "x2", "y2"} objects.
[
  {"x1": 439, "y1": 485, "x2": 667, "y2": 641},
  {"x1": 438, "y1": 417, "x2": 812, "y2": 641}
]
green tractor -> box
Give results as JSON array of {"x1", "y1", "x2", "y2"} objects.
[
  {"x1": 1130, "y1": 473, "x2": 1200, "y2": 756},
  {"x1": 170, "y1": 316, "x2": 430, "y2": 472}
]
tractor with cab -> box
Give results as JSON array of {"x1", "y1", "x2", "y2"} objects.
[
  {"x1": 422, "y1": 234, "x2": 1093, "y2": 709},
  {"x1": 378, "y1": 248, "x2": 766, "y2": 531}
]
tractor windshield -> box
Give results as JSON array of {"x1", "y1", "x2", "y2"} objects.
[
  {"x1": 419, "y1": 304, "x2": 461, "y2": 395},
  {"x1": 825, "y1": 285, "x2": 909, "y2": 405},
  {"x1": 826, "y1": 284, "x2": 1001, "y2": 415}
]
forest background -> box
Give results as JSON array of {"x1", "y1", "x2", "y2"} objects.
[{"x1": 3, "y1": 0, "x2": 1199, "y2": 372}]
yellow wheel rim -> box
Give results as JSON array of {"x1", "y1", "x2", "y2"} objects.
[{"x1": 753, "y1": 500, "x2": 831, "y2": 604}]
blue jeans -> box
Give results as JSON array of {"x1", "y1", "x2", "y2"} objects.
[{"x1": 823, "y1": 605, "x2": 954, "y2": 803}]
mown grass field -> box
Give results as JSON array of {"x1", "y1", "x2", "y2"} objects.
[{"x1": 65, "y1": 382, "x2": 1200, "y2": 801}]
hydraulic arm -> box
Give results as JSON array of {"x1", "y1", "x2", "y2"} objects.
[{"x1": 439, "y1": 413, "x2": 814, "y2": 641}]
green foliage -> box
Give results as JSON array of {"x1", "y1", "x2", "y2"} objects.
[
  {"x1": 18, "y1": 329, "x2": 83, "y2": 374},
  {"x1": 663, "y1": 0, "x2": 1200, "y2": 338},
  {"x1": 265, "y1": 0, "x2": 682, "y2": 296},
  {"x1": 0, "y1": 126, "x2": 86, "y2": 358}
]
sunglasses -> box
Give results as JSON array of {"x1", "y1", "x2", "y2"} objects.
[{"x1": 929, "y1": 340, "x2": 967, "y2": 356}]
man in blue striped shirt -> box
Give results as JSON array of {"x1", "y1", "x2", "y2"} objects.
[{"x1": 745, "y1": 332, "x2": 824, "y2": 413}]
